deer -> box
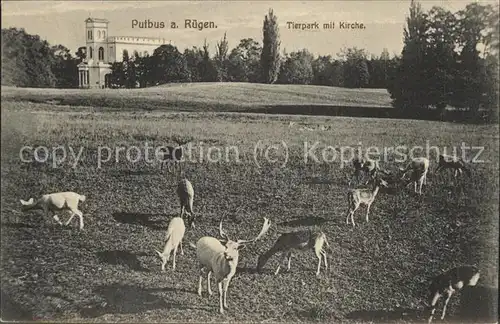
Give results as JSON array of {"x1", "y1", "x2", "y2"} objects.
[
  {"x1": 159, "y1": 145, "x2": 183, "y2": 173},
  {"x1": 155, "y1": 217, "x2": 185, "y2": 271},
  {"x1": 256, "y1": 229, "x2": 330, "y2": 276},
  {"x1": 20, "y1": 191, "x2": 86, "y2": 230},
  {"x1": 427, "y1": 265, "x2": 480, "y2": 324},
  {"x1": 158, "y1": 136, "x2": 192, "y2": 174},
  {"x1": 346, "y1": 176, "x2": 389, "y2": 227},
  {"x1": 177, "y1": 178, "x2": 195, "y2": 228},
  {"x1": 435, "y1": 154, "x2": 471, "y2": 178},
  {"x1": 193, "y1": 216, "x2": 271, "y2": 314},
  {"x1": 400, "y1": 157, "x2": 430, "y2": 195},
  {"x1": 348, "y1": 155, "x2": 390, "y2": 187}
]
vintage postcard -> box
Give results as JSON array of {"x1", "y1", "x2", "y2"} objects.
[{"x1": 1, "y1": 0, "x2": 498, "y2": 323}]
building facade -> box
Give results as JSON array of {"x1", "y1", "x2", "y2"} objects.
[{"x1": 78, "y1": 18, "x2": 171, "y2": 89}]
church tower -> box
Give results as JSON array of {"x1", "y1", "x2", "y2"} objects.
[{"x1": 85, "y1": 18, "x2": 109, "y2": 63}]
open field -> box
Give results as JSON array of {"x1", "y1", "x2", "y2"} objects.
[
  {"x1": 1, "y1": 99, "x2": 498, "y2": 323},
  {"x1": 1, "y1": 84, "x2": 392, "y2": 117}
]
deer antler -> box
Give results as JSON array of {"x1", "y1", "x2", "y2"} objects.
[
  {"x1": 219, "y1": 215, "x2": 230, "y2": 241},
  {"x1": 238, "y1": 217, "x2": 271, "y2": 244}
]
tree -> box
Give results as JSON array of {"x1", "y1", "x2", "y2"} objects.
[
  {"x1": 75, "y1": 46, "x2": 87, "y2": 62},
  {"x1": 1, "y1": 28, "x2": 57, "y2": 87},
  {"x1": 338, "y1": 47, "x2": 370, "y2": 88},
  {"x1": 423, "y1": 6, "x2": 459, "y2": 113},
  {"x1": 201, "y1": 40, "x2": 218, "y2": 82},
  {"x1": 227, "y1": 38, "x2": 262, "y2": 82},
  {"x1": 151, "y1": 44, "x2": 190, "y2": 84},
  {"x1": 454, "y1": 3, "x2": 498, "y2": 119},
  {"x1": 109, "y1": 61, "x2": 125, "y2": 88},
  {"x1": 278, "y1": 49, "x2": 314, "y2": 84},
  {"x1": 215, "y1": 32, "x2": 229, "y2": 81},
  {"x1": 387, "y1": 0, "x2": 429, "y2": 117},
  {"x1": 51, "y1": 44, "x2": 79, "y2": 88},
  {"x1": 184, "y1": 46, "x2": 204, "y2": 82},
  {"x1": 261, "y1": 8, "x2": 281, "y2": 84}
]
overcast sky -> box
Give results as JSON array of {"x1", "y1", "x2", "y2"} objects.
[{"x1": 1, "y1": 1, "x2": 496, "y2": 57}]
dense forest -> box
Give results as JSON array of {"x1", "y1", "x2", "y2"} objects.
[{"x1": 1, "y1": 1, "x2": 498, "y2": 121}]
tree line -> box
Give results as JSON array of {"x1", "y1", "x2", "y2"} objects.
[
  {"x1": 1, "y1": 28, "x2": 84, "y2": 88},
  {"x1": 388, "y1": 0, "x2": 499, "y2": 121},
  {"x1": 1, "y1": 3, "x2": 498, "y2": 122}
]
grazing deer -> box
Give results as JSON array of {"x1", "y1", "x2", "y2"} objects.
[
  {"x1": 346, "y1": 177, "x2": 388, "y2": 227},
  {"x1": 159, "y1": 145, "x2": 183, "y2": 173},
  {"x1": 427, "y1": 265, "x2": 480, "y2": 324},
  {"x1": 158, "y1": 136, "x2": 192, "y2": 174},
  {"x1": 155, "y1": 217, "x2": 185, "y2": 271},
  {"x1": 193, "y1": 216, "x2": 271, "y2": 314},
  {"x1": 177, "y1": 178, "x2": 195, "y2": 228},
  {"x1": 256, "y1": 230, "x2": 330, "y2": 276},
  {"x1": 20, "y1": 192, "x2": 86, "y2": 230},
  {"x1": 349, "y1": 156, "x2": 389, "y2": 186},
  {"x1": 435, "y1": 154, "x2": 471, "y2": 178},
  {"x1": 400, "y1": 157, "x2": 430, "y2": 195}
]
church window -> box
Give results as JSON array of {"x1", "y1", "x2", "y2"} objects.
[{"x1": 98, "y1": 47, "x2": 104, "y2": 61}]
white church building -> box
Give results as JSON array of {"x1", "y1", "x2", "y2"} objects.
[{"x1": 78, "y1": 18, "x2": 171, "y2": 88}]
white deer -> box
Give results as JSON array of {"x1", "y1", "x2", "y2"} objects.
[
  {"x1": 155, "y1": 217, "x2": 185, "y2": 271},
  {"x1": 400, "y1": 157, "x2": 430, "y2": 195},
  {"x1": 20, "y1": 191, "x2": 86, "y2": 230},
  {"x1": 193, "y1": 216, "x2": 271, "y2": 314}
]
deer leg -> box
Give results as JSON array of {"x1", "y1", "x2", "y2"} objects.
[
  {"x1": 198, "y1": 268, "x2": 204, "y2": 296},
  {"x1": 315, "y1": 248, "x2": 322, "y2": 276},
  {"x1": 275, "y1": 252, "x2": 288, "y2": 275},
  {"x1": 428, "y1": 291, "x2": 441, "y2": 324},
  {"x1": 180, "y1": 205, "x2": 185, "y2": 218},
  {"x1": 218, "y1": 281, "x2": 224, "y2": 314},
  {"x1": 321, "y1": 250, "x2": 328, "y2": 269},
  {"x1": 223, "y1": 277, "x2": 231, "y2": 309},
  {"x1": 365, "y1": 204, "x2": 371, "y2": 223},
  {"x1": 75, "y1": 209, "x2": 84, "y2": 229},
  {"x1": 350, "y1": 203, "x2": 359, "y2": 227},
  {"x1": 180, "y1": 240, "x2": 184, "y2": 255},
  {"x1": 64, "y1": 212, "x2": 75, "y2": 226},
  {"x1": 207, "y1": 271, "x2": 213, "y2": 296},
  {"x1": 440, "y1": 289, "x2": 454, "y2": 320},
  {"x1": 286, "y1": 252, "x2": 292, "y2": 271},
  {"x1": 172, "y1": 246, "x2": 177, "y2": 270},
  {"x1": 68, "y1": 208, "x2": 84, "y2": 229}
]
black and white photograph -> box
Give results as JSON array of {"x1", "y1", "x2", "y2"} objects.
[{"x1": 1, "y1": 0, "x2": 498, "y2": 322}]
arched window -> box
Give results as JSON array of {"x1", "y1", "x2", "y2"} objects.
[
  {"x1": 144, "y1": 51, "x2": 148, "y2": 56},
  {"x1": 98, "y1": 47, "x2": 104, "y2": 61},
  {"x1": 89, "y1": 46, "x2": 93, "y2": 59},
  {"x1": 87, "y1": 30, "x2": 93, "y2": 40},
  {"x1": 102, "y1": 30, "x2": 106, "y2": 38},
  {"x1": 98, "y1": 30, "x2": 101, "y2": 38}
]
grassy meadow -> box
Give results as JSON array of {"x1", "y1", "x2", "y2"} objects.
[
  {"x1": 0, "y1": 86, "x2": 498, "y2": 323},
  {"x1": 0, "y1": 84, "x2": 392, "y2": 114}
]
